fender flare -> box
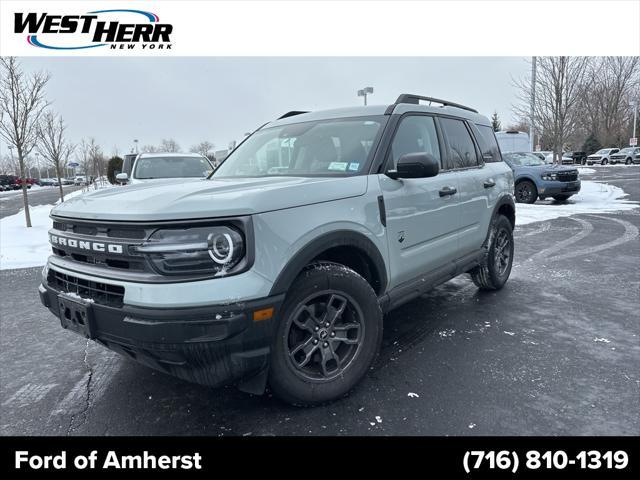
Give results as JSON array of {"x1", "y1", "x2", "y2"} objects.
[{"x1": 269, "y1": 230, "x2": 388, "y2": 296}]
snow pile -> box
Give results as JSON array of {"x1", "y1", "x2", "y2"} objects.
[
  {"x1": 516, "y1": 180, "x2": 638, "y2": 226},
  {"x1": 0, "y1": 203, "x2": 56, "y2": 270}
]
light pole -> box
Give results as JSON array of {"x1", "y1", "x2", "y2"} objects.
[
  {"x1": 134, "y1": 139, "x2": 139, "y2": 154},
  {"x1": 530, "y1": 56, "x2": 536, "y2": 152},
  {"x1": 357, "y1": 87, "x2": 374, "y2": 106},
  {"x1": 7, "y1": 145, "x2": 15, "y2": 175},
  {"x1": 631, "y1": 100, "x2": 638, "y2": 145}
]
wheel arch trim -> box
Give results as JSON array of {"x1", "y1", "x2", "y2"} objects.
[{"x1": 269, "y1": 230, "x2": 388, "y2": 297}]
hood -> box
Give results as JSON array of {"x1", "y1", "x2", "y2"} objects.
[{"x1": 51, "y1": 176, "x2": 368, "y2": 221}]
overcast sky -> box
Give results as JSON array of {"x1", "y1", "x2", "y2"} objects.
[{"x1": 16, "y1": 57, "x2": 530, "y2": 156}]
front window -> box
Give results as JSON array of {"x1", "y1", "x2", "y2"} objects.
[
  {"x1": 213, "y1": 116, "x2": 385, "y2": 178},
  {"x1": 503, "y1": 152, "x2": 546, "y2": 166},
  {"x1": 133, "y1": 156, "x2": 213, "y2": 180}
]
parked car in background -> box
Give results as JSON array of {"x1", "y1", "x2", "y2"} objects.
[
  {"x1": 609, "y1": 147, "x2": 640, "y2": 165},
  {"x1": 38, "y1": 178, "x2": 56, "y2": 187},
  {"x1": 115, "y1": 152, "x2": 214, "y2": 185},
  {"x1": 0, "y1": 175, "x2": 15, "y2": 191},
  {"x1": 74, "y1": 175, "x2": 88, "y2": 185},
  {"x1": 562, "y1": 151, "x2": 587, "y2": 165},
  {"x1": 586, "y1": 148, "x2": 620, "y2": 165},
  {"x1": 495, "y1": 130, "x2": 530, "y2": 153},
  {"x1": 503, "y1": 151, "x2": 581, "y2": 203}
]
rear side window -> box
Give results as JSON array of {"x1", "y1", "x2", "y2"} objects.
[
  {"x1": 440, "y1": 117, "x2": 479, "y2": 169},
  {"x1": 473, "y1": 124, "x2": 502, "y2": 163},
  {"x1": 389, "y1": 115, "x2": 441, "y2": 168}
]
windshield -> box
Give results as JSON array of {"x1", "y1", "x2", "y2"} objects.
[
  {"x1": 618, "y1": 148, "x2": 633, "y2": 153},
  {"x1": 503, "y1": 152, "x2": 546, "y2": 166},
  {"x1": 595, "y1": 149, "x2": 611, "y2": 155},
  {"x1": 213, "y1": 116, "x2": 385, "y2": 178},
  {"x1": 133, "y1": 156, "x2": 212, "y2": 179}
]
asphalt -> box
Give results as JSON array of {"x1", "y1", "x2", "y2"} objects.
[
  {"x1": 0, "y1": 185, "x2": 83, "y2": 219},
  {"x1": 1, "y1": 166, "x2": 638, "y2": 436}
]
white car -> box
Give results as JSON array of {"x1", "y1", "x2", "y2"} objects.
[
  {"x1": 115, "y1": 152, "x2": 214, "y2": 185},
  {"x1": 586, "y1": 148, "x2": 620, "y2": 165},
  {"x1": 74, "y1": 176, "x2": 88, "y2": 185}
]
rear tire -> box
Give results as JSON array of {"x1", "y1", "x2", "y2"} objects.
[
  {"x1": 515, "y1": 180, "x2": 537, "y2": 204},
  {"x1": 269, "y1": 262, "x2": 382, "y2": 406},
  {"x1": 470, "y1": 215, "x2": 514, "y2": 291}
]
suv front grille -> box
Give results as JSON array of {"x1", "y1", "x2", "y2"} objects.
[
  {"x1": 47, "y1": 268, "x2": 125, "y2": 307},
  {"x1": 556, "y1": 171, "x2": 578, "y2": 182},
  {"x1": 50, "y1": 218, "x2": 150, "y2": 272}
]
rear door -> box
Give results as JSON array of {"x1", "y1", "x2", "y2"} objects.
[
  {"x1": 378, "y1": 114, "x2": 461, "y2": 288},
  {"x1": 439, "y1": 117, "x2": 496, "y2": 255}
]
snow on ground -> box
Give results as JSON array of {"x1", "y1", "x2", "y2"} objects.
[
  {"x1": 0, "y1": 185, "x2": 44, "y2": 197},
  {"x1": 577, "y1": 167, "x2": 596, "y2": 175},
  {"x1": 0, "y1": 183, "x2": 113, "y2": 270},
  {"x1": 0, "y1": 180, "x2": 638, "y2": 270},
  {"x1": 516, "y1": 180, "x2": 638, "y2": 226}
]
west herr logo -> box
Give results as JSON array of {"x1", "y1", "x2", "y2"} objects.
[
  {"x1": 15, "y1": 9, "x2": 173, "y2": 51},
  {"x1": 50, "y1": 234, "x2": 124, "y2": 254}
]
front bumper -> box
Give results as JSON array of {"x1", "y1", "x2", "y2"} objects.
[
  {"x1": 39, "y1": 282, "x2": 284, "y2": 389},
  {"x1": 538, "y1": 180, "x2": 581, "y2": 196}
]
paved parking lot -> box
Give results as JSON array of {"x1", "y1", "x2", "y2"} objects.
[
  {"x1": 1, "y1": 166, "x2": 638, "y2": 436},
  {"x1": 0, "y1": 185, "x2": 83, "y2": 219}
]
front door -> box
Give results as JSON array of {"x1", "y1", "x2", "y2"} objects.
[{"x1": 378, "y1": 115, "x2": 461, "y2": 289}]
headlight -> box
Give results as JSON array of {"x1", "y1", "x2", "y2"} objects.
[
  {"x1": 541, "y1": 172, "x2": 558, "y2": 181},
  {"x1": 134, "y1": 226, "x2": 244, "y2": 276}
]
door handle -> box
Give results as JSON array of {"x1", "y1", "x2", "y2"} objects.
[
  {"x1": 483, "y1": 179, "x2": 496, "y2": 188},
  {"x1": 439, "y1": 186, "x2": 457, "y2": 197}
]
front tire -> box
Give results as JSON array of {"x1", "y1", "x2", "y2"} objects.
[
  {"x1": 626, "y1": 158, "x2": 632, "y2": 165},
  {"x1": 601, "y1": 159, "x2": 608, "y2": 165},
  {"x1": 269, "y1": 262, "x2": 382, "y2": 406},
  {"x1": 515, "y1": 180, "x2": 537, "y2": 204},
  {"x1": 470, "y1": 215, "x2": 514, "y2": 291}
]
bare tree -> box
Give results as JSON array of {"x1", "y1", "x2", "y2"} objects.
[
  {"x1": 515, "y1": 56, "x2": 590, "y2": 162},
  {"x1": 588, "y1": 57, "x2": 639, "y2": 146},
  {"x1": 141, "y1": 144, "x2": 159, "y2": 153},
  {"x1": 190, "y1": 141, "x2": 215, "y2": 157},
  {"x1": 159, "y1": 138, "x2": 180, "y2": 152},
  {"x1": 0, "y1": 57, "x2": 50, "y2": 227},
  {"x1": 37, "y1": 110, "x2": 74, "y2": 202},
  {"x1": 86, "y1": 138, "x2": 104, "y2": 189}
]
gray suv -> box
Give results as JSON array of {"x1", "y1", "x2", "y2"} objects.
[{"x1": 39, "y1": 94, "x2": 515, "y2": 405}]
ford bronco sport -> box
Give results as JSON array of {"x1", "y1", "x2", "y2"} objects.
[{"x1": 39, "y1": 94, "x2": 515, "y2": 405}]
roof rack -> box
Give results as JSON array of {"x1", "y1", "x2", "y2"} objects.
[
  {"x1": 278, "y1": 111, "x2": 309, "y2": 120},
  {"x1": 393, "y1": 94, "x2": 478, "y2": 114}
]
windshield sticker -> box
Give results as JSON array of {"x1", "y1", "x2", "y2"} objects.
[
  {"x1": 348, "y1": 162, "x2": 360, "y2": 171},
  {"x1": 328, "y1": 162, "x2": 348, "y2": 171}
]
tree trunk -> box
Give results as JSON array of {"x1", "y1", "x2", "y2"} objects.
[
  {"x1": 17, "y1": 150, "x2": 32, "y2": 228},
  {"x1": 56, "y1": 165, "x2": 64, "y2": 203}
]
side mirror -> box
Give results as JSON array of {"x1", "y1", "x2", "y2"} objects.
[
  {"x1": 387, "y1": 153, "x2": 439, "y2": 180},
  {"x1": 115, "y1": 172, "x2": 129, "y2": 184}
]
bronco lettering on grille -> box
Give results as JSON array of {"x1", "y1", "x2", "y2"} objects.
[{"x1": 49, "y1": 234, "x2": 123, "y2": 254}]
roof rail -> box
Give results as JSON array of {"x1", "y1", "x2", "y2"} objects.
[
  {"x1": 393, "y1": 94, "x2": 478, "y2": 114},
  {"x1": 278, "y1": 110, "x2": 309, "y2": 120}
]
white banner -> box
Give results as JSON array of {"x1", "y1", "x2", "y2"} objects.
[{"x1": 1, "y1": 1, "x2": 639, "y2": 57}]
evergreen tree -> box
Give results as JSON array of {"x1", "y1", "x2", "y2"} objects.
[
  {"x1": 582, "y1": 133, "x2": 601, "y2": 155},
  {"x1": 491, "y1": 111, "x2": 501, "y2": 132},
  {"x1": 107, "y1": 156, "x2": 123, "y2": 184}
]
